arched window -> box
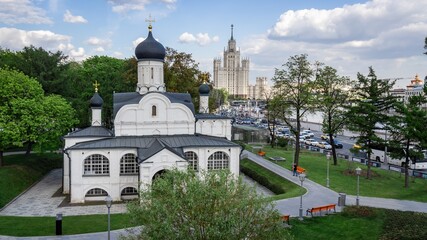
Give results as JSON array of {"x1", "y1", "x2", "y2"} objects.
[
  {"x1": 208, "y1": 151, "x2": 229, "y2": 170},
  {"x1": 185, "y1": 151, "x2": 198, "y2": 171},
  {"x1": 84, "y1": 154, "x2": 109, "y2": 175},
  {"x1": 121, "y1": 187, "x2": 138, "y2": 195},
  {"x1": 85, "y1": 188, "x2": 108, "y2": 197},
  {"x1": 120, "y1": 153, "x2": 139, "y2": 174},
  {"x1": 152, "y1": 105, "x2": 157, "y2": 117}
]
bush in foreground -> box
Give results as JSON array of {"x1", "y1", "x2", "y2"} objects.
[{"x1": 126, "y1": 170, "x2": 292, "y2": 240}]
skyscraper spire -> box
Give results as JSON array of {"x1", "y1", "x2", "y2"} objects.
[{"x1": 231, "y1": 24, "x2": 234, "y2": 40}]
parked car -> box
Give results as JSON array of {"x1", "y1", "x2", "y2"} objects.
[
  {"x1": 304, "y1": 138, "x2": 315, "y2": 145},
  {"x1": 302, "y1": 130, "x2": 314, "y2": 137},
  {"x1": 326, "y1": 138, "x2": 343, "y2": 149},
  {"x1": 317, "y1": 141, "x2": 332, "y2": 149},
  {"x1": 310, "y1": 141, "x2": 320, "y2": 147},
  {"x1": 321, "y1": 134, "x2": 328, "y2": 140}
]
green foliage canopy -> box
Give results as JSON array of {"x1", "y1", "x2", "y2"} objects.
[{"x1": 126, "y1": 170, "x2": 289, "y2": 240}]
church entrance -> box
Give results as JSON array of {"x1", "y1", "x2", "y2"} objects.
[{"x1": 152, "y1": 169, "x2": 167, "y2": 181}]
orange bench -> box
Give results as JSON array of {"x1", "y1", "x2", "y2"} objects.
[
  {"x1": 281, "y1": 215, "x2": 290, "y2": 225},
  {"x1": 306, "y1": 204, "x2": 336, "y2": 217},
  {"x1": 258, "y1": 151, "x2": 266, "y2": 157},
  {"x1": 297, "y1": 166, "x2": 306, "y2": 174}
]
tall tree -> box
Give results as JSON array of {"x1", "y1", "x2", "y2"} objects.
[
  {"x1": 209, "y1": 88, "x2": 228, "y2": 113},
  {"x1": 315, "y1": 65, "x2": 353, "y2": 165},
  {"x1": 164, "y1": 47, "x2": 202, "y2": 104},
  {"x1": 346, "y1": 67, "x2": 396, "y2": 179},
  {"x1": 389, "y1": 86, "x2": 427, "y2": 188},
  {"x1": 272, "y1": 54, "x2": 316, "y2": 165},
  {"x1": 126, "y1": 169, "x2": 290, "y2": 240},
  {"x1": 264, "y1": 92, "x2": 283, "y2": 148},
  {"x1": 424, "y1": 36, "x2": 427, "y2": 55}
]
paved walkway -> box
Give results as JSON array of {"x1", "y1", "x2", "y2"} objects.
[{"x1": 2, "y1": 150, "x2": 427, "y2": 239}]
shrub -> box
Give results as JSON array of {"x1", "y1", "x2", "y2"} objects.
[
  {"x1": 240, "y1": 164, "x2": 285, "y2": 194},
  {"x1": 380, "y1": 210, "x2": 427, "y2": 240},
  {"x1": 342, "y1": 206, "x2": 377, "y2": 218}
]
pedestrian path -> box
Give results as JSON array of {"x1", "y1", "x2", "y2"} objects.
[{"x1": 0, "y1": 169, "x2": 127, "y2": 217}]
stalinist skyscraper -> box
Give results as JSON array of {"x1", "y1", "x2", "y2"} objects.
[{"x1": 213, "y1": 25, "x2": 249, "y2": 99}]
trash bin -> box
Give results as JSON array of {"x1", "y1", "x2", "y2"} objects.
[{"x1": 338, "y1": 193, "x2": 346, "y2": 206}]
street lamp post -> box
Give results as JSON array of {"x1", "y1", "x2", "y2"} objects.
[
  {"x1": 105, "y1": 195, "x2": 113, "y2": 240},
  {"x1": 298, "y1": 173, "x2": 306, "y2": 220},
  {"x1": 355, "y1": 167, "x2": 361, "y2": 206},
  {"x1": 326, "y1": 152, "x2": 331, "y2": 188}
]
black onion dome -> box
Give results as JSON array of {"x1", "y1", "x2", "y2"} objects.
[
  {"x1": 135, "y1": 30, "x2": 166, "y2": 61},
  {"x1": 199, "y1": 83, "x2": 210, "y2": 96},
  {"x1": 90, "y1": 92, "x2": 103, "y2": 107}
]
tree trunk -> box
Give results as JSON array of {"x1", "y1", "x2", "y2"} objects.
[
  {"x1": 366, "y1": 152, "x2": 372, "y2": 179},
  {"x1": 25, "y1": 141, "x2": 34, "y2": 156},
  {"x1": 404, "y1": 160, "x2": 409, "y2": 188},
  {"x1": 329, "y1": 134, "x2": 338, "y2": 165},
  {"x1": 294, "y1": 118, "x2": 301, "y2": 166},
  {"x1": 0, "y1": 150, "x2": 3, "y2": 167}
]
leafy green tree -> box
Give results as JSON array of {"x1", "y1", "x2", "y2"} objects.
[
  {"x1": 346, "y1": 67, "x2": 396, "y2": 179},
  {"x1": 315, "y1": 65, "x2": 353, "y2": 165},
  {"x1": 272, "y1": 54, "x2": 317, "y2": 165},
  {"x1": 0, "y1": 69, "x2": 44, "y2": 165},
  {"x1": 126, "y1": 169, "x2": 289, "y2": 240},
  {"x1": 209, "y1": 88, "x2": 228, "y2": 112},
  {"x1": 0, "y1": 68, "x2": 77, "y2": 162},
  {"x1": 0, "y1": 46, "x2": 70, "y2": 95},
  {"x1": 424, "y1": 36, "x2": 427, "y2": 55},
  {"x1": 265, "y1": 93, "x2": 284, "y2": 148},
  {"x1": 164, "y1": 47, "x2": 202, "y2": 104},
  {"x1": 389, "y1": 86, "x2": 427, "y2": 188}
]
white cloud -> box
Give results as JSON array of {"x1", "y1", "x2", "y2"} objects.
[
  {"x1": 240, "y1": 0, "x2": 427, "y2": 83},
  {"x1": 0, "y1": 27, "x2": 87, "y2": 61},
  {"x1": 86, "y1": 37, "x2": 112, "y2": 48},
  {"x1": 178, "y1": 32, "x2": 219, "y2": 46},
  {"x1": 0, "y1": 0, "x2": 52, "y2": 24},
  {"x1": 133, "y1": 37, "x2": 145, "y2": 47},
  {"x1": 94, "y1": 47, "x2": 105, "y2": 52},
  {"x1": 107, "y1": 0, "x2": 176, "y2": 13},
  {"x1": 63, "y1": 10, "x2": 88, "y2": 24}
]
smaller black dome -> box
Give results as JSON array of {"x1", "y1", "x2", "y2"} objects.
[
  {"x1": 90, "y1": 92, "x2": 103, "y2": 108},
  {"x1": 199, "y1": 84, "x2": 210, "y2": 96},
  {"x1": 135, "y1": 29, "x2": 165, "y2": 61}
]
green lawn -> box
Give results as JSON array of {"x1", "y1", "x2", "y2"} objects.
[
  {"x1": 289, "y1": 206, "x2": 427, "y2": 240},
  {"x1": 250, "y1": 145, "x2": 427, "y2": 202},
  {"x1": 0, "y1": 214, "x2": 136, "y2": 237},
  {"x1": 0, "y1": 153, "x2": 62, "y2": 208}
]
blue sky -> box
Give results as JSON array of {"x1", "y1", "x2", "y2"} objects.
[{"x1": 1, "y1": 0, "x2": 427, "y2": 88}]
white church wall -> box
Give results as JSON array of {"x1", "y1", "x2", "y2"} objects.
[
  {"x1": 69, "y1": 148, "x2": 138, "y2": 203},
  {"x1": 114, "y1": 93, "x2": 195, "y2": 136},
  {"x1": 182, "y1": 146, "x2": 240, "y2": 176},
  {"x1": 139, "y1": 149, "x2": 188, "y2": 188},
  {"x1": 63, "y1": 136, "x2": 111, "y2": 194},
  {"x1": 195, "y1": 119, "x2": 232, "y2": 140}
]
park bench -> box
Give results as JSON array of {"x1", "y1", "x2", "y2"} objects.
[
  {"x1": 281, "y1": 215, "x2": 290, "y2": 225},
  {"x1": 258, "y1": 151, "x2": 266, "y2": 157},
  {"x1": 306, "y1": 204, "x2": 336, "y2": 217},
  {"x1": 296, "y1": 166, "x2": 306, "y2": 174}
]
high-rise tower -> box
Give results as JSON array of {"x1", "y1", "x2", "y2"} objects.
[{"x1": 213, "y1": 25, "x2": 249, "y2": 98}]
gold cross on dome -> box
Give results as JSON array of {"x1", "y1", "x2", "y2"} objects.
[
  {"x1": 202, "y1": 73, "x2": 209, "y2": 83},
  {"x1": 93, "y1": 81, "x2": 100, "y2": 93},
  {"x1": 145, "y1": 14, "x2": 155, "y2": 31}
]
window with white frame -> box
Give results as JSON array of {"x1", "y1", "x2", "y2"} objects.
[
  {"x1": 185, "y1": 151, "x2": 198, "y2": 171},
  {"x1": 120, "y1": 153, "x2": 139, "y2": 174},
  {"x1": 85, "y1": 188, "x2": 108, "y2": 197},
  {"x1": 84, "y1": 154, "x2": 109, "y2": 175},
  {"x1": 207, "y1": 151, "x2": 229, "y2": 170},
  {"x1": 121, "y1": 187, "x2": 138, "y2": 195}
]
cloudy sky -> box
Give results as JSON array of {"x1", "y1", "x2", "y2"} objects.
[{"x1": 1, "y1": 0, "x2": 426, "y2": 88}]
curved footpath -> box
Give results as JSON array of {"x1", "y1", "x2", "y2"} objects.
[{"x1": 2, "y1": 150, "x2": 427, "y2": 239}]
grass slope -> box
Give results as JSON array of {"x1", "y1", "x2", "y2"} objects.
[{"x1": 0, "y1": 153, "x2": 62, "y2": 208}]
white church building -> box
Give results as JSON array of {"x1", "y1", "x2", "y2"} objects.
[{"x1": 62, "y1": 25, "x2": 241, "y2": 204}]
